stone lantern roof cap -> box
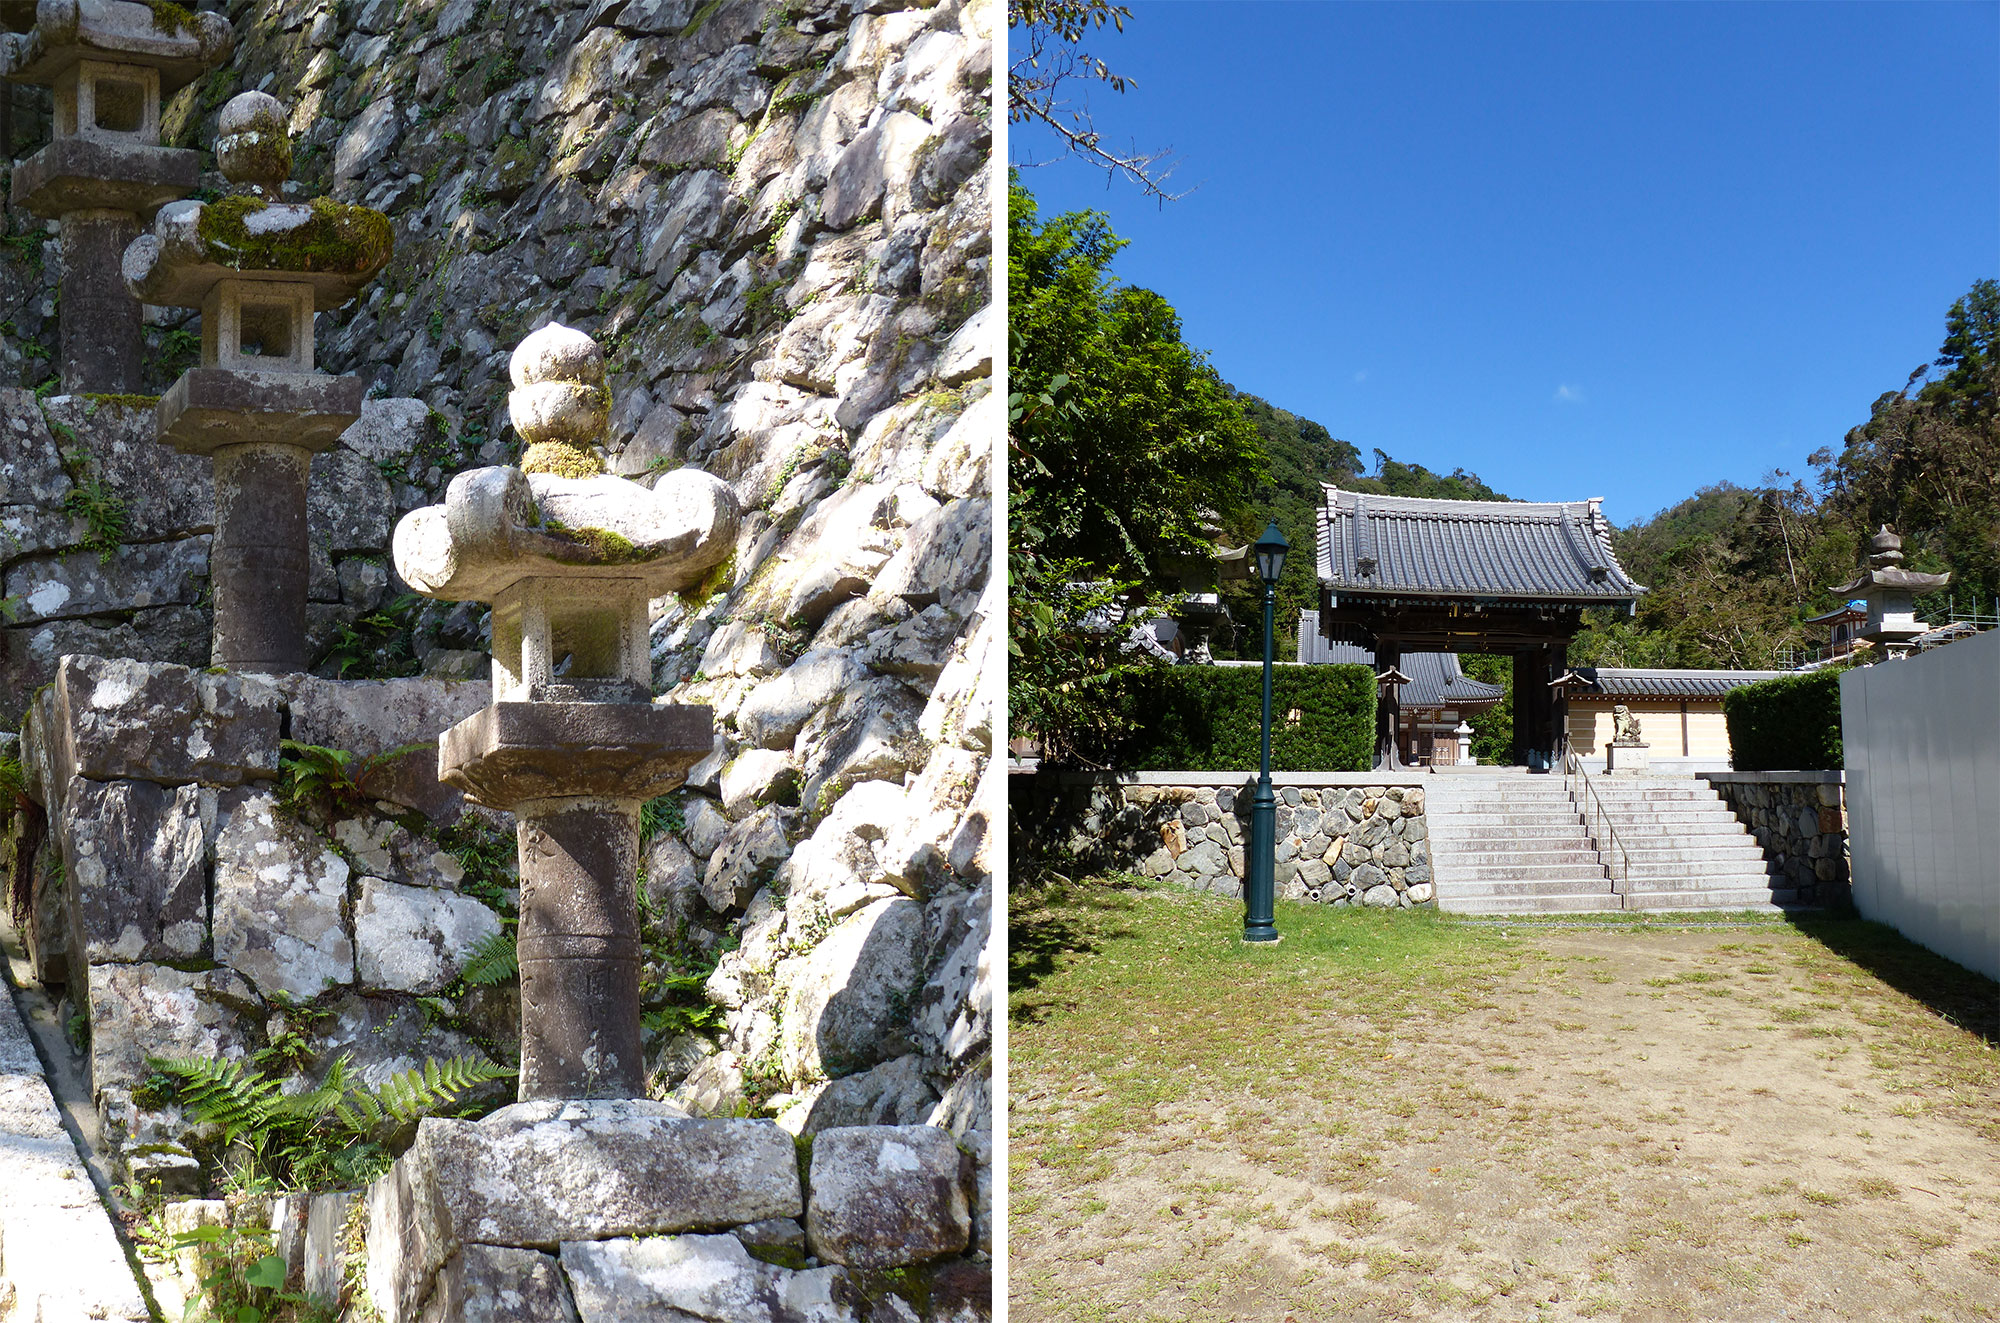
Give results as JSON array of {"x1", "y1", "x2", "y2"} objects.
[
  {"x1": 122, "y1": 94, "x2": 391, "y2": 310},
  {"x1": 2, "y1": 0, "x2": 232, "y2": 93},
  {"x1": 396, "y1": 324, "x2": 739, "y2": 603},
  {"x1": 393, "y1": 463, "x2": 741, "y2": 604},
  {"x1": 1830, "y1": 565, "x2": 1951, "y2": 595}
]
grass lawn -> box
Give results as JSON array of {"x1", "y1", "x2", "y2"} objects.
[{"x1": 1009, "y1": 877, "x2": 2000, "y2": 1322}]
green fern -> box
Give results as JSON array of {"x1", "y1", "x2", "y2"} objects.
[
  {"x1": 458, "y1": 930, "x2": 518, "y2": 987},
  {"x1": 146, "y1": 1050, "x2": 515, "y2": 1191}
]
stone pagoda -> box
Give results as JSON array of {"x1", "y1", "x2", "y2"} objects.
[
  {"x1": 392, "y1": 323, "x2": 739, "y2": 1099},
  {"x1": 4, "y1": 0, "x2": 231, "y2": 391},
  {"x1": 123, "y1": 91, "x2": 392, "y2": 672},
  {"x1": 1831, "y1": 525, "x2": 1950, "y2": 660}
]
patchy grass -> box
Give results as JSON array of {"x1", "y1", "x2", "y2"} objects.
[{"x1": 1010, "y1": 877, "x2": 2000, "y2": 1322}]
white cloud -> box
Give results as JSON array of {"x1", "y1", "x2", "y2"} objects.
[{"x1": 1553, "y1": 383, "x2": 1585, "y2": 404}]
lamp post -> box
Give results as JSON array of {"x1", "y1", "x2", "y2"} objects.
[{"x1": 1244, "y1": 521, "x2": 1288, "y2": 943}]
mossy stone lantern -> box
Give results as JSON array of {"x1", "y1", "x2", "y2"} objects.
[
  {"x1": 123, "y1": 91, "x2": 392, "y2": 672},
  {"x1": 392, "y1": 323, "x2": 741, "y2": 1100},
  {"x1": 2, "y1": 0, "x2": 233, "y2": 391}
]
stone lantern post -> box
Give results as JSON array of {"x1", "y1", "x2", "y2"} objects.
[
  {"x1": 1832, "y1": 525, "x2": 1951, "y2": 661},
  {"x1": 3, "y1": 0, "x2": 231, "y2": 392},
  {"x1": 123, "y1": 92, "x2": 392, "y2": 672},
  {"x1": 392, "y1": 323, "x2": 739, "y2": 1099}
]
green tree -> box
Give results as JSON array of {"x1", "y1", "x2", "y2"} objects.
[
  {"x1": 1009, "y1": 181, "x2": 1264, "y2": 575},
  {"x1": 1008, "y1": 179, "x2": 1265, "y2": 764}
]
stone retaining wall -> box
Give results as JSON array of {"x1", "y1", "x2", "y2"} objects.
[
  {"x1": 1014, "y1": 771, "x2": 1435, "y2": 909},
  {"x1": 1699, "y1": 771, "x2": 1850, "y2": 907},
  {"x1": 10, "y1": 655, "x2": 510, "y2": 1193}
]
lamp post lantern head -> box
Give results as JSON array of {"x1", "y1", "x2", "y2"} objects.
[{"x1": 1254, "y1": 521, "x2": 1288, "y2": 586}]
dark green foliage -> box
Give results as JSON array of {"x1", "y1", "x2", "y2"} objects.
[
  {"x1": 1722, "y1": 668, "x2": 1846, "y2": 771},
  {"x1": 276, "y1": 741, "x2": 362, "y2": 820},
  {"x1": 155, "y1": 1221, "x2": 335, "y2": 1323},
  {"x1": 640, "y1": 794, "x2": 686, "y2": 842},
  {"x1": 435, "y1": 815, "x2": 517, "y2": 913},
  {"x1": 457, "y1": 930, "x2": 518, "y2": 987},
  {"x1": 635, "y1": 885, "x2": 726, "y2": 1042},
  {"x1": 146, "y1": 1051, "x2": 514, "y2": 1190},
  {"x1": 1008, "y1": 179, "x2": 1265, "y2": 578},
  {"x1": 275, "y1": 740, "x2": 432, "y2": 822},
  {"x1": 1010, "y1": 562, "x2": 1175, "y2": 768},
  {"x1": 319, "y1": 593, "x2": 426, "y2": 679},
  {"x1": 1458, "y1": 654, "x2": 1516, "y2": 765},
  {"x1": 57, "y1": 451, "x2": 129, "y2": 565},
  {"x1": 1115, "y1": 664, "x2": 1376, "y2": 772}
]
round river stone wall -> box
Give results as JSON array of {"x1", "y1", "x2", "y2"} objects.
[{"x1": 1130, "y1": 783, "x2": 1434, "y2": 909}]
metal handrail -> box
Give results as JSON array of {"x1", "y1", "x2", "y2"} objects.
[{"x1": 1563, "y1": 750, "x2": 1631, "y2": 907}]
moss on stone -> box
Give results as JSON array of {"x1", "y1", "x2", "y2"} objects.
[
  {"x1": 548, "y1": 523, "x2": 644, "y2": 564},
  {"x1": 80, "y1": 393, "x2": 161, "y2": 411},
  {"x1": 742, "y1": 1242, "x2": 810, "y2": 1272},
  {"x1": 519, "y1": 440, "x2": 605, "y2": 479},
  {"x1": 197, "y1": 195, "x2": 395, "y2": 275},
  {"x1": 144, "y1": 0, "x2": 197, "y2": 34},
  {"x1": 677, "y1": 550, "x2": 735, "y2": 614}
]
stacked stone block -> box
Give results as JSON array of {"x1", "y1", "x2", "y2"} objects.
[
  {"x1": 13, "y1": 653, "x2": 508, "y2": 1190},
  {"x1": 1702, "y1": 771, "x2": 1850, "y2": 906},
  {"x1": 1023, "y1": 775, "x2": 1437, "y2": 910}
]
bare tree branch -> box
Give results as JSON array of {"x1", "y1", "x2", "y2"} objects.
[{"x1": 1007, "y1": 0, "x2": 1187, "y2": 202}]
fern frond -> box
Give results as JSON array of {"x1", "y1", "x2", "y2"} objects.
[
  {"x1": 459, "y1": 930, "x2": 518, "y2": 987},
  {"x1": 374, "y1": 1055, "x2": 515, "y2": 1123},
  {"x1": 147, "y1": 1054, "x2": 284, "y2": 1143}
]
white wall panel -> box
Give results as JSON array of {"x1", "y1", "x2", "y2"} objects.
[{"x1": 1841, "y1": 629, "x2": 2000, "y2": 980}]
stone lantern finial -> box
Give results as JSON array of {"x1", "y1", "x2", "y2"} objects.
[
  {"x1": 1868, "y1": 524, "x2": 1903, "y2": 569},
  {"x1": 214, "y1": 88, "x2": 291, "y2": 200},
  {"x1": 121, "y1": 92, "x2": 393, "y2": 672},
  {"x1": 511, "y1": 321, "x2": 610, "y2": 479},
  {"x1": 391, "y1": 325, "x2": 740, "y2": 1100}
]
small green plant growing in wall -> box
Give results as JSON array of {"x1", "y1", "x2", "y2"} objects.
[
  {"x1": 152, "y1": 1220, "x2": 339, "y2": 1323},
  {"x1": 57, "y1": 448, "x2": 129, "y2": 565}
]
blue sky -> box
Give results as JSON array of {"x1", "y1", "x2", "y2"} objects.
[{"x1": 1009, "y1": 1, "x2": 2000, "y2": 526}]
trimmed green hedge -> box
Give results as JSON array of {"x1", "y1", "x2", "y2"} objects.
[
  {"x1": 1722, "y1": 668, "x2": 1844, "y2": 771},
  {"x1": 1120, "y1": 663, "x2": 1376, "y2": 772}
]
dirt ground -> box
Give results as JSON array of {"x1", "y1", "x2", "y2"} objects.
[{"x1": 1009, "y1": 886, "x2": 2000, "y2": 1322}]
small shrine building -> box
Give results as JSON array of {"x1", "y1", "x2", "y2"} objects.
[{"x1": 1313, "y1": 486, "x2": 1644, "y2": 768}]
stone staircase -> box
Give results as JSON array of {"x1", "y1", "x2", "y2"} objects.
[
  {"x1": 1427, "y1": 771, "x2": 1795, "y2": 914},
  {"x1": 1427, "y1": 774, "x2": 1618, "y2": 913},
  {"x1": 1581, "y1": 777, "x2": 1796, "y2": 911}
]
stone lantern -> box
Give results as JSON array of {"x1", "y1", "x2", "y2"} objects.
[
  {"x1": 1831, "y1": 525, "x2": 1950, "y2": 661},
  {"x1": 123, "y1": 91, "x2": 392, "y2": 672},
  {"x1": 392, "y1": 323, "x2": 739, "y2": 1099},
  {"x1": 3, "y1": 0, "x2": 231, "y2": 392}
]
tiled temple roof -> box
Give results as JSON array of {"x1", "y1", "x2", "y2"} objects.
[
  {"x1": 1295, "y1": 613, "x2": 1505, "y2": 709},
  {"x1": 1316, "y1": 487, "x2": 1645, "y2": 603},
  {"x1": 1563, "y1": 667, "x2": 1786, "y2": 701}
]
